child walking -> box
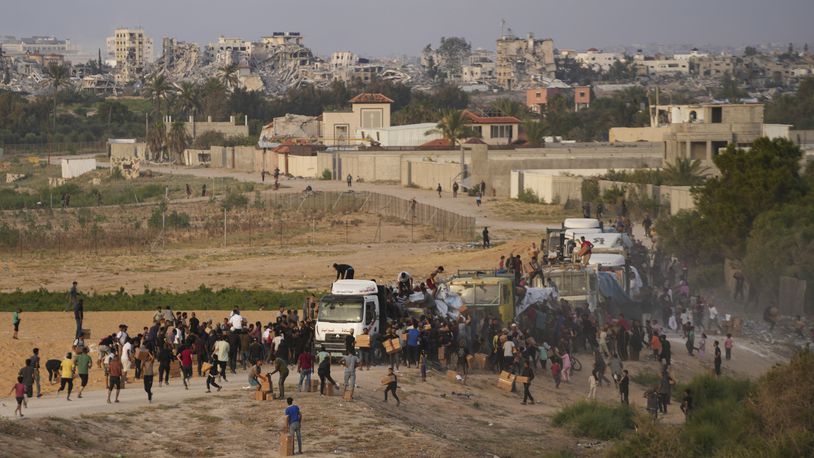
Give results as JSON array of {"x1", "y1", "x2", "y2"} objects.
[{"x1": 9, "y1": 376, "x2": 26, "y2": 416}]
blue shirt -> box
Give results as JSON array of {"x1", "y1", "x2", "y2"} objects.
[
  {"x1": 407, "y1": 328, "x2": 420, "y2": 346},
  {"x1": 285, "y1": 405, "x2": 301, "y2": 423}
]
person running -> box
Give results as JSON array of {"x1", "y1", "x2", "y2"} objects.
[
  {"x1": 383, "y1": 367, "x2": 400, "y2": 406},
  {"x1": 107, "y1": 353, "x2": 123, "y2": 403},
  {"x1": 9, "y1": 376, "x2": 26, "y2": 417},
  {"x1": 436, "y1": 183, "x2": 442, "y2": 197},
  {"x1": 521, "y1": 360, "x2": 535, "y2": 405},
  {"x1": 177, "y1": 344, "x2": 193, "y2": 390},
  {"x1": 268, "y1": 355, "x2": 289, "y2": 399},
  {"x1": 11, "y1": 308, "x2": 21, "y2": 339},
  {"x1": 157, "y1": 342, "x2": 173, "y2": 386},
  {"x1": 57, "y1": 352, "x2": 75, "y2": 401},
  {"x1": 142, "y1": 349, "x2": 155, "y2": 402},
  {"x1": 285, "y1": 397, "x2": 303, "y2": 454},
  {"x1": 619, "y1": 369, "x2": 630, "y2": 404},
  {"x1": 551, "y1": 359, "x2": 562, "y2": 388},
  {"x1": 316, "y1": 346, "x2": 339, "y2": 395},
  {"x1": 587, "y1": 373, "x2": 598, "y2": 400},
  {"x1": 75, "y1": 347, "x2": 92, "y2": 399},
  {"x1": 206, "y1": 355, "x2": 223, "y2": 393},
  {"x1": 213, "y1": 335, "x2": 229, "y2": 382}
]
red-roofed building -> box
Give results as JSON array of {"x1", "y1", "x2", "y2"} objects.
[
  {"x1": 461, "y1": 109, "x2": 520, "y2": 145},
  {"x1": 349, "y1": 93, "x2": 395, "y2": 104},
  {"x1": 322, "y1": 93, "x2": 393, "y2": 146}
]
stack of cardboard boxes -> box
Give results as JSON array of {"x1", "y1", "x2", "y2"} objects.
[{"x1": 383, "y1": 338, "x2": 401, "y2": 355}]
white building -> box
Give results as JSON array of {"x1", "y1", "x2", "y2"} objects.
[
  {"x1": 107, "y1": 28, "x2": 154, "y2": 83},
  {"x1": 357, "y1": 123, "x2": 441, "y2": 147},
  {"x1": 574, "y1": 49, "x2": 623, "y2": 72}
]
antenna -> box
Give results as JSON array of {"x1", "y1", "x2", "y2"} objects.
[{"x1": 500, "y1": 19, "x2": 506, "y2": 38}]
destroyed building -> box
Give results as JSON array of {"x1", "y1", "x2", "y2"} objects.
[{"x1": 495, "y1": 32, "x2": 556, "y2": 90}]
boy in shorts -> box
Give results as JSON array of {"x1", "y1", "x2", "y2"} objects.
[
  {"x1": 75, "y1": 347, "x2": 92, "y2": 398},
  {"x1": 107, "y1": 352, "x2": 123, "y2": 403},
  {"x1": 9, "y1": 376, "x2": 26, "y2": 416}
]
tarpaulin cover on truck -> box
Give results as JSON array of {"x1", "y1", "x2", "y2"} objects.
[{"x1": 597, "y1": 271, "x2": 643, "y2": 318}]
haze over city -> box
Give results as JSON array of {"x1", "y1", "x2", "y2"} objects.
[{"x1": 2, "y1": 0, "x2": 813, "y2": 56}]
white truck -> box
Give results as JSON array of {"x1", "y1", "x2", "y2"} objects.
[{"x1": 314, "y1": 280, "x2": 384, "y2": 356}]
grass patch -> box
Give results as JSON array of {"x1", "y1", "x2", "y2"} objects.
[
  {"x1": 552, "y1": 401, "x2": 635, "y2": 440},
  {"x1": 631, "y1": 371, "x2": 661, "y2": 387},
  {"x1": 0, "y1": 284, "x2": 314, "y2": 311},
  {"x1": 191, "y1": 413, "x2": 222, "y2": 423}
]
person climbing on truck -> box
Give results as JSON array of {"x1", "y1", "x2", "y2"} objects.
[{"x1": 333, "y1": 263, "x2": 355, "y2": 280}]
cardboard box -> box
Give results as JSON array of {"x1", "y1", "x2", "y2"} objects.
[
  {"x1": 261, "y1": 377, "x2": 272, "y2": 393},
  {"x1": 311, "y1": 379, "x2": 320, "y2": 392},
  {"x1": 255, "y1": 390, "x2": 265, "y2": 401},
  {"x1": 326, "y1": 383, "x2": 335, "y2": 397},
  {"x1": 438, "y1": 347, "x2": 446, "y2": 361},
  {"x1": 473, "y1": 353, "x2": 488, "y2": 369},
  {"x1": 281, "y1": 415, "x2": 289, "y2": 432},
  {"x1": 169, "y1": 364, "x2": 181, "y2": 378},
  {"x1": 458, "y1": 305, "x2": 468, "y2": 314},
  {"x1": 496, "y1": 378, "x2": 513, "y2": 392},
  {"x1": 380, "y1": 375, "x2": 396, "y2": 385},
  {"x1": 515, "y1": 375, "x2": 529, "y2": 384},
  {"x1": 423, "y1": 325, "x2": 431, "y2": 331},
  {"x1": 355, "y1": 335, "x2": 371, "y2": 348},
  {"x1": 466, "y1": 354, "x2": 474, "y2": 366},
  {"x1": 280, "y1": 432, "x2": 294, "y2": 456},
  {"x1": 446, "y1": 371, "x2": 459, "y2": 382},
  {"x1": 343, "y1": 388, "x2": 354, "y2": 401},
  {"x1": 384, "y1": 338, "x2": 402, "y2": 354},
  {"x1": 499, "y1": 371, "x2": 516, "y2": 382}
]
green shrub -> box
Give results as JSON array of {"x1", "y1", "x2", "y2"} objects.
[
  {"x1": 552, "y1": 401, "x2": 635, "y2": 440},
  {"x1": 222, "y1": 190, "x2": 249, "y2": 211},
  {"x1": 320, "y1": 168, "x2": 332, "y2": 180},
  {"x1": 631, "y1": 371, "x2": 661, "y2": 387},
  {"x1": 581, "y1": 178, "x2": 600, "y2": 203},
  {"x1": 0, "y1": 285, "x2": 313, "y2": 311},
  {"x1": 517, "y1": 188, "x2": 541, "y2": 204},
  {"x1": 602, "y1": 185, "x2": 626, "y2": 205}
]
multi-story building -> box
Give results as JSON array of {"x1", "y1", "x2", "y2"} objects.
[
  {"x1": 495, "y1": 32, "x2": 555, "y2": 90},
  {"x1": 526, "y1": 86, "x2": 568, "y2": 113},
  {"x1": 635, "y1": 58, "x2": 690, "y2": 77},
  {"x1": 108, "y1": 28, "x2": 153, "y2": 83},
  {"x1": 574, "y1": 49, "x2": 623, "y2": 72},
  {"x1": 0, "y1": 36, "x2": 76, "y2": 56},
  {"x1": 206, "y1": 36, "x2": 253, "y2": 64},
  {"x1": 693, "y1": 55, "x2": 735, "y2": 77}
]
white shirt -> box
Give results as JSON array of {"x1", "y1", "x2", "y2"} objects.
[
  {"x1": 709, "y1": 306, "x2": 718, "y2": 320},
  {"x1": 121, "y1": 342, "x2": 132, "y2": 361},
  {"x1": 117, "y1": 331, "x2": 129, "y2": 346},
  {"x1": 262, "y1": 328, "x2": 272, "y2": 343},
  {"x1": 272, "y1": 335, "x2": 284, "y2": 351},
  {"x1": 503, "y1": 340, "x2": 515, "y2": 357},
  {"x1": 229, "y1": 314, "x2": 244, "y2": 330}
]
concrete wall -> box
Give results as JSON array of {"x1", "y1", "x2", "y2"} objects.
[
  {"x1": 232, "y1": 146, "x2": 256, "y2": 172},
  {"x1": 510, "y1": 171, "x2": 583, "y2": 204},
  {"x1": 340, "y1": 154, "x2": 402, "y2": 182},
  {"x1": 110, "y1": 142, "x2": 148, "y2": 161},
  {"x1": 61, "y1": 158, "x2": 96, "y2": 179},
  {"x1": 183, "y1": 149, "x2": 211, "y2": 166},
  {"x1": 597, "y1": 180, "x2": 695, "y2": 215},
  {"x1": 610, "y1": 126, "x2": 668, "y2": 143},
  {"x1": 287, "y1": 155, "x2": 319, "y2": 178},
  {"x1": 402, "y1": 161, "x2": 461, "y2": 190},
  {"x1": 185, "y1": 116, "x2": 249, "y2": 139}
]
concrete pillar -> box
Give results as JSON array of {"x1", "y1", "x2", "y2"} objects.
[
  {"x1": 207, "y1": 116, "x2": 212, "y2": 123},
  {"x1": 685, "y1": 141, "x2": 691, "y2": 160},
  {"x1": 706, "y1": 141, "x2": 713, "y2": 162},
  {"x1": 229, "y1": 115, "x2": 235, "y2": 124}
]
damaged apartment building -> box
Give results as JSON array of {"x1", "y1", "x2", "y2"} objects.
[{"x1": 495, "y1": 32, "x2": 556, "y2": 90}]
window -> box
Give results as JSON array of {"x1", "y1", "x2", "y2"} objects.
[
  {"x1": 490, "y1": 125, "x2": 513, "y2": 139},
  {"x1": 470, "y1": 125, "x2": 482, "y2": 137},
  {"x1": 360, "y1": 109, "x2": 382, "y2": 129},
  {"x1": 711, "y1": 107, "x2": 722, "y2": 123}
]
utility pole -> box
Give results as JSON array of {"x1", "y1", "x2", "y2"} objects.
[{"x1": 223, "y1": 206, "x2": 227, "y2": 247}]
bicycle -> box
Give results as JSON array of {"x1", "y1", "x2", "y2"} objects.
[{"x1": 570, "y1": 355, "x2": 583, "y2": 372}]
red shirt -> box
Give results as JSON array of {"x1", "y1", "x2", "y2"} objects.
[
  {"x1": 14, "y1": 382, "x2": 25, "y2": 397},
  {"x1": 551, "y1": 362, "x2": 561, "y2": 377},
  {"x1": 180, "y1": 348, "x2": 193, "y2": 367},
  {"x1": 108, "y1": 359, "x2": 123, "y2": 377},
  {"x1": 298, "y1": 352, "x2": 314, "y2": 370}
]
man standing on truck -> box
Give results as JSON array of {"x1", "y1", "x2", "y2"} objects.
[
  {"x1": 333, "y1": 263, "x2": 355, "y2": 280},
  {"x1": 578, "y1": 236, "x2": 593, "y2": 266}
]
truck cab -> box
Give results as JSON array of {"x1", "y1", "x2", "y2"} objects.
[
  {"x1": 532, "y1": 267, "x2": 599, "y2": 312},
  {"x1": 546, "y1": 218, "x2": 602, "y2": 262},
  {"x1": 315, "y1": 280, "x2": 383, "y2": 356},
  {"x1": 448, "y1": 270, "x2": 516, "y2": 325}
]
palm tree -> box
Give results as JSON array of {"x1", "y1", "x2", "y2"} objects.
[
  {"x1": 147, "y1": 120, "x2": 167, "y2": 161},
  {"x1": 523, "y1": 119, "x2": 547, "y2": 147},
  {"x1": 662, "y1": 158, "x2": 709, "y2": 186},
  {"x1": 490, "y1": 98, "x2": 529, "y2": 119},
  {"x1": 167, "y1": 120, "x2": 190, "y2": 163},
  {"x1": 176, "y1": 81, "x2": 201, "y2": 119},
  {"x1": 217, "y1": 63, "x2": 239, "y2": 92},
  {"x1": 425, "y1": 110, "x2": 478, "y2": 147},
  {"x1": 144, "y1": 74, "x2": 173, "y2": 116},
  {"x1": 43, "y1": 63, "x2": 70, "y2": 130}
]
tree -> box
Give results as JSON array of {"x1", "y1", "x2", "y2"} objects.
[
  {"x1": 218, "y1": 63, "x2": 240, "y2": 92},
  {"x1": 167, "y1": 120, "x2": 190, "y2": 163},
  {"x1": 661, "y1": 158, "x2": 708, "y2": 186},
  {"x1": 715, "y1": 72, "x2": 748, "y2": 102},
  {"x1": 765, "y1": 76, "x2": 814, "y2": 129},
  {"x1": 523, "y1": 119, "x2": 547, "y2": 147},
  {"x1": 144, "y1": 74, "x2": 173, "y2": 117},
  {"x1": 43, "y1": 62, "x2": 70, "y2": 130},
  {"x1": 200, "y1": 78, "x2": 229, "y2": 120},
  {"x1": 694, "y1": 138, "x2": 807, "y2": 258},
  {"x1": 175, "y1": 81, "x2": 201, "y2": 119},
  {"x1": 436, "y1": 37, "x2": 470, "y2": 78},
  {"x1": 744, "y1": 198, "x2": 814, "y2": 310},
  {"x1": 425, "y1": 110, "x2": 478, "y2": 147},
  {"x1": 147, "y1": 119, "x2": 167, "y2": 161},
  {"x1": 654, "y1": 210, "x2": 722, "y2": 266},
  {"x1": 490, "y1": 98, "x2": 529, "y2": 119},
  {"x1": 744, "y1": 46, "x2": 758, "y2": 57}
]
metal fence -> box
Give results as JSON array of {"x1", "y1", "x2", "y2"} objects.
[{"x1": 264, "y1": 191, "x2": 476, "y2": 240}]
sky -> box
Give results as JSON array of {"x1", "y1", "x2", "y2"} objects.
[{"x1": 2, "y1": 0, "x2": 813, "y2": 58}]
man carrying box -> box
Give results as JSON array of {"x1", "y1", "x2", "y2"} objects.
[{"x1": 285, "y1": 397, "x2": 303, "y2": 455}]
